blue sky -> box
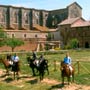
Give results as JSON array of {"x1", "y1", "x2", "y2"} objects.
[{"x1": 0, "y1": 0, "x2": 90, "y2": 20}]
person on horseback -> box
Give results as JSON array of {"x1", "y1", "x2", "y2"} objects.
[
  {"x1": 63, "y1": 52, "x2": 73, "y2": 77},
  {"x1": 39, "y1": 54, "x2": 44, "y2": 62},
  {"x1": 7, "y1": 54, "x2": 11, "y2": 61},
  {"x1": 11, "y1": 53, "x2": 20, "y2": 74},
  {"x1": 7, "y1": 54, "x2": 13, "y2": 65},
  {"x1": 32, "y1": 50, "x2": 37, "y2": 60},
  {"x1": 12, "y1": 53, "x2": 19, "y2": 63},
  {"x1": 63, "y1": 53, "x2": 71, "y2": 65}
]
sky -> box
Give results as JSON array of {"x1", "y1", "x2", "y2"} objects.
[{"x1": 0, "y1": 0, "x2": 90, "y2": 20}]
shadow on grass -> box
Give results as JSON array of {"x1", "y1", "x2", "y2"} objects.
[
  {"x1": 0, "y1": 74, "x2": 7, "y2": 78},
  {"x1": 3, "y1": 77, "x2": 13, "y2": 83},
  {"x1": 48, "y1": 83, "x2": 66, "y2": 90},
  {"x1": 26, "y1": 78, "x2": 38, "y2": 84}
]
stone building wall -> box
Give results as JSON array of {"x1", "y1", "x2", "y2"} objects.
[
  {"x1": 0, "y1": 5, "x2": 8, "y2": 28},
  {"x1": 0, "y1": 2, "x2": 82, "y2": 30},
  {"x1": 41, "y1": 10, "x2": 49, "y2": 27},
  {"x1": 9, "y1": 6, "x2": 20, "y2": 29},
  {"x1": 21, "y1": 8, "x2": 31, "y2": 30},
  {"x1": 47, "y1": 8, "x2": 68, "y2": 28},
  {"x1": 67, "y1": 2, "x2": 82, "y2": 18},
  {"x1": 59, "y1": 24, "x2": 90, "y2": 48}
]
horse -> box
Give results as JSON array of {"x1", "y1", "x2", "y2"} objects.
[
  {"x1": 27, "y1": 56, "x2": 39, "y2": 76},
  {"x1": 38, "y1": 59, "x2": 49, "y2": 81},
  {"x1": 0, "y1": 58, "x2": 20, "y2": 80},
  {"x1": 0, "y1": 58, "x2": 12, "y2": 75},
  {"x1": 60, "y1": 61, "x2": 74, "y2": 85},
  {"x1": 12, "y1": 61, "x2": 20, "y2": 80},
  {"x1": 27, "y1": 56, "x2": 49, "y2": 80}
]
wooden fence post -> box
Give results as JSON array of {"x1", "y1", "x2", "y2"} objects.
[
  {"x1": 77, "y1": 61, "x2": 80, "y2": 74},
  {"x1": 54, "y1": 60, "x2": 56, "y2": 71}
]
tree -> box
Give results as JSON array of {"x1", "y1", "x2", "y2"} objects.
[
  {"x1": 69, "y1": 38, "x2": 79, "y2": 49},
  {"x1": 0, "y1": 28, "x2": 7, "y2": 46},
  {"x1": 6, "y1": 38, "x2": 24, "y2": 52}
]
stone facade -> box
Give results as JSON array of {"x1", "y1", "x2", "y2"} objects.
[
  {"x1": 0, "y1": 5, "x2": 49, "y2": 30},
  {"x1": 58, "y1": 18, "x2": 90, "y2": 48},
  {"x1": 67, "y1": 2, "x2": 82, "y2": 18},
  {"x1": 0, "y1": 5, "x2": 8, "y2": 28},
  {"x1": 0, "y1": 2, "x2": 89, "y2": 51},
  {"x1": 0, "y1": 2, "x2": 82, "y2": 30}
]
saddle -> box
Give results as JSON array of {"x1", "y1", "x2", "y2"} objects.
[
  {"x1": 33, "y1": 59, "x2": 39, "y2": 67},
  {"x1": 9, "y1": 60, "x2": 13, "y2": 65}
]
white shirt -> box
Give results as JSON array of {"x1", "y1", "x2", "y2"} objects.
[{"x1": 14, "y1": 56, "x2": 19, "y2": 62}]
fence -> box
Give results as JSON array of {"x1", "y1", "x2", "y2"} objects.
[{"x1": 53, "y1": 60, "x2": 90, "y2": 75}]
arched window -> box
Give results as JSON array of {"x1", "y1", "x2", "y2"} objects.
[
  {"x1": 12, "y1": 34, "x2": 15, "y2": 38},
  {"x1": 24, "y1": 34, "x2": 27, "y2": 38}
]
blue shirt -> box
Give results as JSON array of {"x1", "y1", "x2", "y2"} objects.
[{"x1": 63, "y1": 56, "x2": 71, "y2": 65}]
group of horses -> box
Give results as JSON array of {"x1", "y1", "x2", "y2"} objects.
[
  {"x1": 27, "y1": 56, "x2": 49, "y2": 81},
  {"x1": 0, "y1": 54, "x2": 74, "y2": 85}
]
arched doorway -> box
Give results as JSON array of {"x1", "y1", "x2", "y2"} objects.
[{"x1": 85, "y1": 42, "x2": 89, "y2": 48}]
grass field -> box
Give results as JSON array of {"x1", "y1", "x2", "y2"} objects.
[{"x1": 0, "y1": 49, "x2": 90, "y2": 90}]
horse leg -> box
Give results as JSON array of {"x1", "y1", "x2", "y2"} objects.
[
  {"x1": 67, "y1": 77, "x2": 70, "y2": 85},
  {"x1": 46, "y1": 67, "x2": 49, "y2": 75},
  {"x1": 41, "y1": 70, "x2": 45, "y2": 80},
  {"x1": 39, "y1": 71, "x2": 43, "y2": 81},
  {"x1": 39, "y1": 69, "x2": 43, "y2": 81},
  {"x1": 32, "y1": 68, "x2": 36, "y2": 76},
  {"x1": 62, "y1": 77, "x2": 64, "y2": 85},
  {"x1": 13, "y1": 72, "x2": 15, "y2": 80},
  {"x1": 6, "y1": 69, "x2": 9, "y2": 76},
  {"x1": 72, "y1": 73, "x2": 74, "y2": 83},
  {"x1": 16, "y1": 71, "x2": 19, "y2": 80}
]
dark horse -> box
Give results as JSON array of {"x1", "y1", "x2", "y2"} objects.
[
  {"x1": 60, "y1": 61, "x2": 74, "y2": 85},
  {"x1": 27, "y1": 56, "x2": 49, "y2": 80},
  {"x1": 38, "y1": 59, "x2": 49, "y2": 80},
  {"x1": 0, "y1": 58, "x2": 20, "y2": 80},
  {"x1": 12, "y1": 61, "x2": 20, "y2": 80}
]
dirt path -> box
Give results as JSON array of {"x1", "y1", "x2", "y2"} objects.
[
  {"x1": 42, "y1": 78, "x2": 90, "y2": 90},
  {"x1": 0, "y1": 69, "x2": 90, "y2": 90}
]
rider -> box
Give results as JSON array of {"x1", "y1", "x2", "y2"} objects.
[
  {"x1": 11, "y1": 53, "x2": 20, "y2": 72},
  {"x1": 7, "y1": 54, "x2": 11, "y2": 61},
  {"x1": 63, "y1": 52, "x2": 73, "y2": 77},
  {"x1": 39, "y1": 54, "x2": 44, "y2": 62},
  {"x1": 7, "y1": 54, "x2": 13, "y2": 65},
  {"x1": 12, "y1": 53, "x2": 19, "y2": 63},
  {"x1": 63, "y1": 52, "x2": 71, "y2": 65},
  {"x1": 32, "y1": 50, "x2": 37, "y2": 60}
]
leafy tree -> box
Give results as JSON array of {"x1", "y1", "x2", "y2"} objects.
[
  {"x1": 69, "y1": 38, "x2": 79, "y2": 49},
  {"x1": 6, "y1": 38, "x2": 24, "y2": 52},
  {"x1": 0, "y1": 28, "x2": 7, "y2": 46}
]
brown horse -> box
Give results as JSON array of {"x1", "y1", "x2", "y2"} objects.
[
  {"x1": 0, "y1": 58, "x2": 12, "y2": 75},
  {"x1": 0, "y1": 58, "x2": 20, "y2": 80},
  {"x1": 60, "y1": 61, "x2": 74, "y2": 85}
]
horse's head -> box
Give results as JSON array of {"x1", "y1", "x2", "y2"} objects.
[
  {"x1": 61, "y1": 61, "x2": 69, "y2": 71},
  {"x1": 0, "y1": 57, "x2": 4, "y2": 63}
]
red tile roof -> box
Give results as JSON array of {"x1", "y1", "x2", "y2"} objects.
[
  {"x1": 58, "y1": 17, "x2": 81, "y2": 25},
  {"x1": 71, "y1": 21, "x2": 90, "y2": 27},
  {"x1": 58, "y1": 17, "x2": 90, "y2": 27}
]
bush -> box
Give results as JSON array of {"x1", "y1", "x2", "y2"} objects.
[{"x1": 54, "y1": 47, "x2": 60, "y2": 50}]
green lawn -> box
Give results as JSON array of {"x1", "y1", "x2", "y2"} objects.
[{"x1": 0, "y1": 49, "x2": 90, "y2": 90}]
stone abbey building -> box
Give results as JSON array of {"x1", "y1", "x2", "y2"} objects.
[{"x1": 0, "y1": 2, "x2": 90, "y2": 51}]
